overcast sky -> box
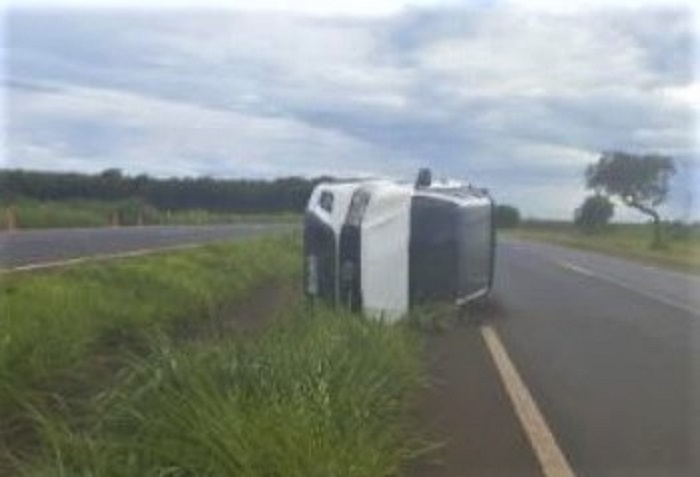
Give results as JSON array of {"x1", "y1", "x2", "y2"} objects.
[{"x1": 2, "y1": 0, "x2": 698, "y2": 219}]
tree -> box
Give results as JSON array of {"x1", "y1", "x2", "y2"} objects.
[
  {"x1": 0, "y1": 169, "x2": 320, "y2": 214},
  {"x1": 495, "y1": 204, "x2": 521, "y2": 228},
  {"x1": 574, "y1": 195, "x2": 614, "y2": 232},
  {"x1": 585, "y1": 151, "x2": 675, "y2": 248}
]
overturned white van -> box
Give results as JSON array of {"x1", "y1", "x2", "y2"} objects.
[{"x1": 303, "y1": 170, "x2": 496, "y2": 321}]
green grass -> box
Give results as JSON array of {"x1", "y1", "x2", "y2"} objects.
[
  {"x1": 0, "y1": 199, "x2": 114, "y2": 229},
  {"x1": 0, "y1": 198, "x2": 300, "y2": 230},
  {"x1": 21, "y1": 308, "x2": 422, "y2": 477},
  {"x1": 0, "y1": 236, "x2": 300, "y2": 467},
  {"x1": 160, "y1": 209, "x2": 300, "y2": 226},
  {"x1": 508, "y1": 223, "x2": 700, "y2": 274},
  {"x1": 0, "y1": 235, "x2": 424, "y2": 476}
]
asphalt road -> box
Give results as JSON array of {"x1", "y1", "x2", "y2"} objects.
[
  {"x1": 412, "y1": 237, "x2": 700, "y2": 477},
  {"x1": 0, "y1": 224, "x2": 296, "y2": 270}
]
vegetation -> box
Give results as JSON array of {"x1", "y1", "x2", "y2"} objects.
[
  {"x1": 0, "y1": 168, "x2": 314, "y2": 229},
  {"x1": 0, "y1": 236, "x2": 423, "y2": 476},
  {"x1": 0, "y1": 198, "x2": 300, "y2": 230},
  {"x1": 20, "y1": 308, "x2": 421, "y2": 477},
  {"x1": 0, "y1": 169, "x2": 323, "y2": 214},
  {"x1": 494, "y1": 204, "x2": 521, "y2": 229},
  {"x1": 574, "y1": 195, "x2": 614, "y2": 233},
  {"x1": 585, "y1": 152, "x2": 676, "y2": 248},
  {"x1": 1, "y1": 237, "x2": 298, "y2": 469},
  {"x1": 510, "y1": 221, "x2": 700, "y2": 274}
]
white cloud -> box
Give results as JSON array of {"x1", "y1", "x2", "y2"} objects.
[
  {"x1": 7, "y1": 0, "x2": 695, "y2": 14},
  {"x1": 4, "y1": 0, "x2": 466, "y2": 16},
  {"x1": 415, "y1": 12, "x2": 654, "y2": 98},
  {"x1": 505, "y1": 0, "x2": 696, "y2": 13},
  {"x1": 7, "y1": 82, "x2": 412, "y2": 178},
  {"x1": 3, "y1": 6, "x2": 697, "y2": 219},
  {"x1": 662, "y1": 83, "x2": 700, "y2": 108}
]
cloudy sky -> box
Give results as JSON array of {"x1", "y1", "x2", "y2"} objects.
[{"x1": 2, "y1": 0, "x2": 698, "y2": 219}]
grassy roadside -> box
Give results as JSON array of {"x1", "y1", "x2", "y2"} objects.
[
  {"x1": 24, "y1": 308, "x2": 422, "y2": 477},
  {"x1": 0, "y1": 236, "x2": 423, "y2": 476},
  {"x1": 0, "y1": 198, "x2": 300, "y2": 230},
  {"x1": 506, "y1": 224, "x2": 700, "y2": 274}
]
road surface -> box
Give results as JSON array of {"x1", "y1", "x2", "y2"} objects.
[
  {"x1": 0, "y1": 224, "x2": 295, "y2": 271},
  {"x1": 411, "y1": 237, "x2": 700, "y2": 477}
]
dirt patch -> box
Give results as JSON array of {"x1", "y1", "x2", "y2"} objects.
[
  {"x1": 463, "y1": 296, "x2": 509, "y2": 324},
  {"x1": 185, "y1": 278, "x2": 303, "y2": 341}
]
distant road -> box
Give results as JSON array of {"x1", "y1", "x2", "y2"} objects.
[{"x1": 0, "y1": 224, "x2": 297, "y2": 271}]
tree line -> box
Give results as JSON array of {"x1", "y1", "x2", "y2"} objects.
[
  {"x1": 0, "y1": 169, "x2": 327, "y2": 213},
  {"x1": 2, "y1": 168, "x2": 530, "y2": 225}
]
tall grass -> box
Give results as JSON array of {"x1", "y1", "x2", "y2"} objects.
[
  {"x1": 21, "y1": 308, "x2": 422, "y2": 477},
  {"x1": 0, "y1": 198, "x2": 299, "y2": 230},
  {"x1": 161, "y1": 208, "x2": 300, "y2": 226},
  {"x1": 0, "y1": 236, "x2": 299, "y2": 467},
  {"x1": 0, "y1": 198, "x2": 161, "y2": 229},
  {"x1": 1, "y1": 236, "x2": 424, "y2": 476}
]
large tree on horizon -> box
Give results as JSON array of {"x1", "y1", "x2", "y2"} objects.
[{"x1": 585, "y1": 151, "x2": 675, "y2": 248}]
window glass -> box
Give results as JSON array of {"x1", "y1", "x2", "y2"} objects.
[{"x1": 319, "y1": 191, "x2": 334, "y2": 213}]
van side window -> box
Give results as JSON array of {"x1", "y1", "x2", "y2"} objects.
[{"x1": 319, "y1": 191, "x2": 334, "y2": 213}]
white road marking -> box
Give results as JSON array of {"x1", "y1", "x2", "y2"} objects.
[
  {"x1": 557, "y1": 261, "x2": 595, "y2": 277},
  {"x1": 557, "y1": 261, "x2": 699, "y2": 317},
  {"x1": 0, "y1": 243, "x2": 204, "y2": 275},
  {"x1": 481, "y1": 325, "x2": 576, "y2": 477}
]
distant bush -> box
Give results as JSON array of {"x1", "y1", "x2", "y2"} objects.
[
  {"x1": 495, "y1": 204, "x2": 521, "y2": 228},
  {"x1": 665, "y1": 220, "x2": 694, "y2": 241},
  {"x1": 574, "y1": 195, "x2": 614, "y2": 233}
]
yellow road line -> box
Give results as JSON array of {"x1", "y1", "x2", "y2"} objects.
[{"x1": 481, "y1": 325, "x2": 576, "y2": 477}]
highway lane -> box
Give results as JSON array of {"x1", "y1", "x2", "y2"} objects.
[
  {"x1": 0, "y1": 224, "x2": 296, "y2": 270},
  {"x1": 501, "y1": 238, "x2": 700, "y2": 317},
  {"x1": 492, "y1": 238, "x2": 700, "y2": 476}
]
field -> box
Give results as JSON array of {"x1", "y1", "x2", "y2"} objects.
[
  {"x1": 509, "y1": 222, "x2": 700, "y2": 274},
  {"x1": 0, "y1": 198, "x2": 299, "y2": 230},
  {"x1": 0, "y1": 236, "x2": 422, "y2": 476}
]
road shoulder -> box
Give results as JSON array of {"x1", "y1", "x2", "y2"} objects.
[{"x1": 405, "y1": 315, "x2": 543, "y2": 477}]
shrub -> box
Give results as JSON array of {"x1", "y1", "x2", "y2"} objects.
[
  {"x1": 495, "y1": 205, "x2": 520, "y2": 228},
  {"x1": 574, "y1": 195, "x2": 614, "y2": 233}
]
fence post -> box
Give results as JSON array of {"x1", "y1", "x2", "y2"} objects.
[
  {"x1": 110, "y1": 211, "x2": 120, "y2": 228},
  {"x1": 5, "y1": 206, "x2": 17, "y2": 231}
]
